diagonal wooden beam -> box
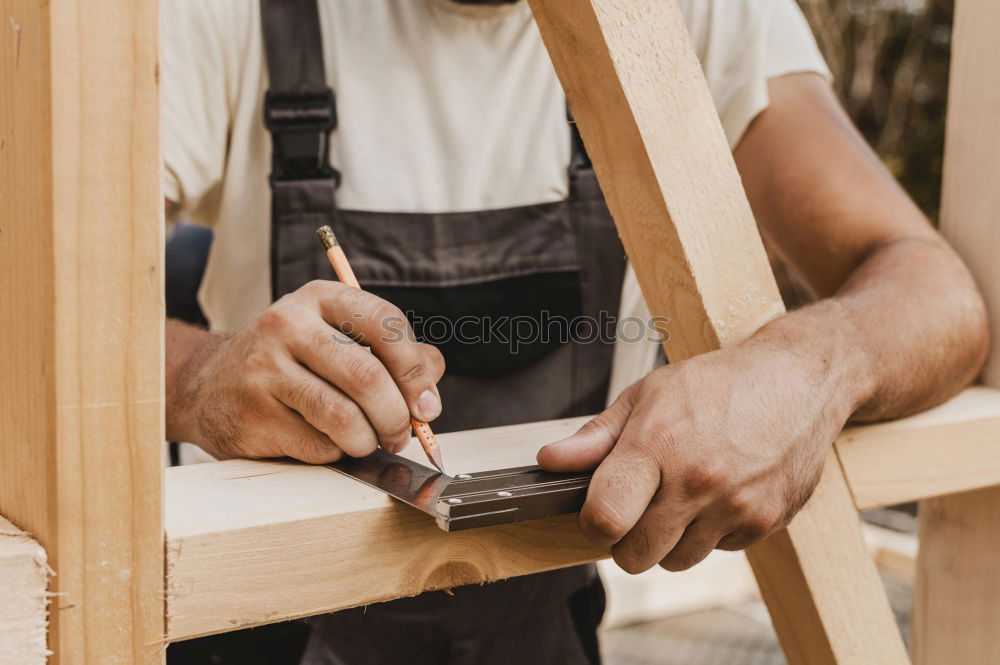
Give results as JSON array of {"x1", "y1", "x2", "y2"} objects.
[
  {"x1": 912, "y1": 0, "x2": 1000, "y2": 661},
  {"x1": 525, "y1": 1, "x2": 907, "y2": 662},
  {"x1": 0, "y1": 1, "x2": 164, "y2": 662},
  {"x1": 531, "y1": 0, "x2": 784, "y2": 357}
]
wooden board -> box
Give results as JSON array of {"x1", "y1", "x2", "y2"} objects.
[
  {"x1": 165, "y1": 417, "x2": 607, "y2": 641},
  {"x1": 164, "y1": 387, "x2": 992, "y2": 639},
  {"x1": 0, "y1": 516, "x2": 49, "y2": 665},
  {"x1": 527, "y1": 0, "x2": 783, "y2": 361},
  {"x1": 913, "y1": 0, "x2": 1000, "y2": 661},
  {"x1": 863, "y1": 524, "x2": 917, "y2": 587},
  {"x1": 913, "y1": 486, "x2": 1000, "y2": 664},
  {"x1": 747, "y1": 457, "x2": 904, "y2": 665},
  {"x1": 938, "y1": 0, "x2": 1000, "y2": 386},
  {"x1": 164, "y1": 388, "x2": 998, "y2": 641},
  {"x1": 525, "y1": 1, "x2": 906, "y2": 663},
  {"x1": 0, "y1": 1, "x2": 164, "y2": 663},
  {"x1": 837, "y1": 386, "x2": 1000, "y2": 510}
]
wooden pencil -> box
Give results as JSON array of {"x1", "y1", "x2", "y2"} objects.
[{"x1": 316, "y1": 225, "x2": 446, "y2": 473}]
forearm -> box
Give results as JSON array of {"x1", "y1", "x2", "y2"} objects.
[
  {"x1": 165, "y1": 318, "x2": 227, "y2": 441},
  {"x1": 753, "y1": 235, "x2": 989, "y2": 423}
]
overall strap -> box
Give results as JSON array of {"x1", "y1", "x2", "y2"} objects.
[
  {"x1": 261, "y1": 0, "x2": 338, "y2": 183},
  {"x1": 260, "y1": 0, "x2": 340, "y2": 299}
]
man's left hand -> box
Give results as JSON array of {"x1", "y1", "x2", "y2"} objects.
[{"x1": 537, "y1": 338, "x2": 854, "y2": 573}]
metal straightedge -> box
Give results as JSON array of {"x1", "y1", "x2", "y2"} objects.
[{"x1": 328, "y1": 450, "x2": 590, "y2": 531}]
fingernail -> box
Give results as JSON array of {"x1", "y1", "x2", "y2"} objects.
[{"x1": 417, "y1": 389, "x2": 442, "y2": 421}]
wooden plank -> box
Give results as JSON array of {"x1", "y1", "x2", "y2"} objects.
[
  {"x1": 0, "y1": 516, "x2": 49, "y2": 665},
  {"x1": 746, "y1": 458, "x2": 896, "y2": 664},
  {"x1": 528, "y1": 0, "x2": 783, "y2": 360},
  {"x1": 913, "y1": 1, "x2": 1000, "y2": 662},
  {"x1": 0, "y1": 1, "x2": 164, "y2": 663},
  {"x1": 913, "y1": 487, "x2": 1000, "y2": 664},
  {"x1": 164, "y1": 387, "x2": 1000, "y2": 639},
  {"x1": 165, "y1": 417, "x2": 606, "y2": 641},
  {"x1": 837, "y1": 386, "x2": 1000, "y2": 510},
  {"x1": 863, "y1": 524, "x2": 917, "y2": 587},
  {"x1": 938, "y1": 0, "x2": 1000, "y2": 386},
  {"x1": 526, "y1": 1, "x2": 906, "y2": 663}
]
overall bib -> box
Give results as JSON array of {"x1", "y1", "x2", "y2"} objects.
[{"x1": 261, "y1": 2, "x2": 627, "y2": 663}]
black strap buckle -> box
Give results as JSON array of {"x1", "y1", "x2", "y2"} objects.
[{"x1": 264, "y1": 88, "x2": 340, "y2": 183}]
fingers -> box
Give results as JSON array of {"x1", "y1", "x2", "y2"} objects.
[
  {"x1": 270, "y1": 358, "x2": 382, "y2": 457},
  {"x1": 543, "y1": 396, "x2": 779, "y2": 570},
  {"x1": 610, "y1": 488, "x2": 695, "y2": 574},
  {"x1": 576, "y1": 416, "x2": 660, "y2": 548},
  {"x1": 537, "y1": 388, "x2": 634, "y2": 472},
  {"x1": 657, "y1": 519, "x2": 723, "y2": 572},
  {"x1": 287, "y1": 327, "x2": 411, "y2": 452},
  {"x1": 658, "y1": 495, "x2": 783, "y2": 571},
  {"x1": 566, "y1": 388, "x2": 724, "y2": 571},
  {"x1": 251, "y1": 398, "x2": 346, "y2": 465},
  {"x1": 307, "y1": 281, "x2": 445, "y2": 421},
  {"x1": 716, "y1": 530, "x2": 762, "y2": 552},
  {"x1": 715, "y1": 506, "x2": 784, "y2": 552}
]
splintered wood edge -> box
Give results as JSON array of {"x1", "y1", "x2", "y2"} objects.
[{"x1": 0, "y1": 517, "x2": 50, "y2": 664}]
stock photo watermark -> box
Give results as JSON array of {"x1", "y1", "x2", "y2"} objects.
[{"x1": 340, "y1": 310, "x2": 671, "y2": 354}]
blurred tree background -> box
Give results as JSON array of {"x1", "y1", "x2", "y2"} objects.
[{"x1": 796, "y1": 0, "x2": 953, "y2": 220}]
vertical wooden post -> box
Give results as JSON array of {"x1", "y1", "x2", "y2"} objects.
[
  {"x1": 912, "y1": 0, "x2": 1000, "y2": 662},
  {"x1": 0, "y1": 1, "x2": 164, "y2": 663},
  {"x1": 526, "y1": 1, "x2": 908, "y2": 662},
  {"x1": 914, "y1": 487, "x2": 1000, "y2": 663}
]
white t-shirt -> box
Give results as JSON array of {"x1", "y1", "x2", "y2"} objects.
[{"x1": 163, "y1": 0, "x2": 829, "y2": 333}]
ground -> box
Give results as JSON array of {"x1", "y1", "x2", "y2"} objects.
[{"x1": 602, "y1": 574, "x2": 912, "y2": 665}]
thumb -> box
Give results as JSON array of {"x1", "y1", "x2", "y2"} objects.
[{"x1": 537, "y1": 388, "x2": 635, "y2": 472}]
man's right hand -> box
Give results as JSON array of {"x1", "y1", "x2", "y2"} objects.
[{"x1": 166, "y1": 280, "x2": 445, "y2": 464}]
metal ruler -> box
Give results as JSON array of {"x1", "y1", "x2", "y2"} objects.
[{"x1": 327, "y1": 450, "x2": 591, "y2": 531}]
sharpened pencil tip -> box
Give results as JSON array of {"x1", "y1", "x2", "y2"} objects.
[
  {"x1": 413, "y1": 419, "x2": 446, "y2": 474},
  {"x1": 429, "y1": 448, "x2": 446, "y2": 475}
]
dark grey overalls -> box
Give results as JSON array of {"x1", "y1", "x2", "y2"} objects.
[{"x1": 261, "y1": 2, "x2": 627, "y2": 663}]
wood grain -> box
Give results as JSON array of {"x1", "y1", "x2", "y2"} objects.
[
  {"x1": 165, "y1": 388, "x2": 999, "y2": 640},
  {"x1": 0, "y1": 1, "x2": 164, "y2": 663},
  {"x1": 837, "y1": 387, "x2": 1000, "y2": 510},
  {"x1": 913, "y1": 487, "x2": 1000, "y2": 664},
  {"x1": 938, "y1": 0, "x2": 1000, "y2": 386},
  {"x1": 527, "y1": 0, "x2": 783, "y2": 362},
  {"x1": 0, "y1": 516, "x2": 49, "y2": 665},
  {"x1": 747, "y1": 457, "x2": 903, "y2": 665},
  {"x1": 165, "y1": 417, "x2": 607, "y2": 641},
  {"x1": 913, "y1": 1, "x2": 1000, "y2": 661},
  {"x1": 526, "y1": 1, "x2": 906, "y2": 663}
]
